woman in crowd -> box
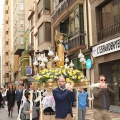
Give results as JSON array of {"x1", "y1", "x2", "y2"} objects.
[
  {"x1": 6, "y1": 84, "x2": 16, "y2": 117},
  {"x1": 41, "y1": 88, "x2": 55, "y2": 120}
]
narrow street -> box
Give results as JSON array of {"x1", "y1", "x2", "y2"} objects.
[
  {"x1": 0, "y1": 104, "x2": 18, "y2": 120},
  {"x1": 0, "y1": 105, "x2": 120, "y2": 120},
  {"x1": 72, "y1": 107, "x2": 120, "y2": 120}
]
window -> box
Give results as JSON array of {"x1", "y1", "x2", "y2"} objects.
[
  {"x1": 38, "y1": 22, "x2": 51, "y2": 45},
  {"x1": 38, "y1": 0, "x2": 43, "y2": 19},
  {"x1": 5, "y1": 62, "x2": 8, "y2": 66},
  {"x1": 5, "y1": 20, "x2": 8, "y2": 24},
  {"x1": 45, "y1": 0, "x2": 50, "y2": 14},
  {"x1": 5, "y1": 52, "x2": 8, "y2": 55},
  {"x1": 6, "y1": 31, "x2": 8, "y2": 34},
  {"x1": 69, "y1": 5, "x2": 84, "y2": 35},
  {"x1": 5, "y1": 10, "x2": 8, "y2": 14},
  {"x1": 5, "y1": 41, "x2": 8, "y2": 45},
  {"x1": 99, "y1": 0, "x2": 120, "y2": 30},
  {"x1": 31, "y1": 32, "x2": 34, "y2": 45},
  {"x1": 45, "y1": 23, "x2": 51, "y2": 41},
  {"x1": 38, "y1": 24, "x2": 44, "y2": 44},
  {"x1": 5, "y1": 0, "x2": 8, "y2": 5},
  {"x1": 31, "y1": 17, "x2": 33, "y2": 29},
  {"x1": 53, "y1": 0, "x2": 59, "y2": 10},
  {"x1": 20, "y1": 3, "x2": 24, "y2": 10},
  {"x1": 20, "y1": 20, "x2": 24, "y2": 27},
  {"x1": 60, "y1": 19, "x2": 69, "y2": 35}
]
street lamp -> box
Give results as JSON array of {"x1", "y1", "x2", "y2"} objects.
[{"x1": 33, "y1": 48, "x2": 60, "y2": 73}]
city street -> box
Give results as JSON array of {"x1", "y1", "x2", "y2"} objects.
[
  {"x1": 72, "y1": 107, "x2": 120, "y2": 120},
  {"x1": 0, "y1": 104, "x2": 18, "y2": 120},
  {"x1": 0, "y1": 105, "x2": 120, "y2": 120}
]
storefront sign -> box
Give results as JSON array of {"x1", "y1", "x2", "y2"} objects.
[{"x1": 92, "y1": 37, "x2": 120, "y2": 57}]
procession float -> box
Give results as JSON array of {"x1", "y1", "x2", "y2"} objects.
[{"x1": 30, "y1": 30, "x2": 92, "y2": 120}]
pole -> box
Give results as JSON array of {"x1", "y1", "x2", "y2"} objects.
[
  {"x1": 29, "y1": 90, "x2": 33, "y2": 120},
  {"x1": 37, "y1": 90, "x2": 43, "y2": 120},
  {"x1": 76, "y1": 88, "x2": 79, "y2": 120}
]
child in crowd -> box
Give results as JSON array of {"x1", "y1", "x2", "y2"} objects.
[
  {"x1": 78, "y1": 88, "x2": 88, "y2": 120},
  {"x1": 23, "y1": 92, "x2": 39, "y2": 120}
]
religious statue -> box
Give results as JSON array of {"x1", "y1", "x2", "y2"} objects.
[{"x1": 55, "y1": 29, "x2": 65, "y2": 67}]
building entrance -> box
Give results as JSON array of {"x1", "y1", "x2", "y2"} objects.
[{"x1": 100, "y1": 60, "x2": 120, "y2": 105}]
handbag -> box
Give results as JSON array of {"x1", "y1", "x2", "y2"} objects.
[{"x1": 20, "y1": 107, "x2": 26, "y2": 120}]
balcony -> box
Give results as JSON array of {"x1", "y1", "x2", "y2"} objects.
[
  {"x1": 64, "y1": 31, "x2": 86, "y2": 55},
  {"x1": 14, "y1": 39, "x2": 24, "y2": 55},
  {"x1": 98, "y1": 22, "x2": 120, "y2": 41},
  {"x1": 52, "y1": 0, "x2": 76, "y2": 22}
]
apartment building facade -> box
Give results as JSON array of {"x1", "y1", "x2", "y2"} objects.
[
  {"x1": 28, "y1": 0, "x2": 52, "y2": 75},
  {"x1": 13, "y1": 0, "x2": 32, "y2": 83},
  {"x1": 51, "y1": 0, "x2": 93, "y2": 82},
  {"x1": 0, "y1": 28, "x2": 2, "y2": 87},
  {"x1": 2, "y1": 0, "x2": 12, "y2": 87},
  {"x1": 90, "y1": 0, "x2": 120, "y2": 105},
  {"x1": 27, "y1": 0, "x2": 94, "y2": 84}
]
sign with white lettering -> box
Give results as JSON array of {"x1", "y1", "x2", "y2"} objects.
[{"x1": 92, "y1": 37, "x2": 120, "y2": 57}]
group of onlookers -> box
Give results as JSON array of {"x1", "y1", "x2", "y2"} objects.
[{"x1": 0, "y1": 74, "x2": 116, "y2": 120}]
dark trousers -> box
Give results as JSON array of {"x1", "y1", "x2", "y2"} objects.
[{"x1": 17, "y1": 101, "x2": 21, "y2": 114}]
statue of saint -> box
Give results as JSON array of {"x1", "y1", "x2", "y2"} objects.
[{"x1": 55, "y1": 29, "x2": 65, "y2": 67}]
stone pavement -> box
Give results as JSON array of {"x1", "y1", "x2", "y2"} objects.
[
  {"x1": 72, "y1": 107, "x2": 120, "y2": 120},
  {"x1": 0, "y1": 104, "x2": 18, "y2": 120},
  {"x1": 1, "y1": 104, "x2": 120, "y2": 120}
]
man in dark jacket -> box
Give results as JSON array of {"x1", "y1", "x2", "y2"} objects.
[
  {"x1": 53, "y1": 76, "x2": 76, "y2": 120},
  {"x1": 16, "y1": 84, "x2": 23, "y2": 114},
  {"x1": 93, "y1": 75, "x2": 116, "y2": 120}
]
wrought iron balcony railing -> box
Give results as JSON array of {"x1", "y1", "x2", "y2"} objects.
[
  {"x1": 52, "y1": 0, "x2": 76, "y2": 21},
  {"x1": 98, "y1": 22, "x2": 120, "y2": 41},
  {"x1": 64, "y1": 32, "x2": 85, "y2": 50}
]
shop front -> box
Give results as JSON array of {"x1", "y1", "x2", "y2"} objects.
[
  {"x1": 92, "y1": 37, "x2": 120, "y2": 106},
  {"x1": 99, "y1": 60, "x2": 120, "y2": 105}
]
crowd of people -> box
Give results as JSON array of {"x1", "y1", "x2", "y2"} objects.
[{"x1": 0, "y1": 74, "x2": 116, "y2": 120}]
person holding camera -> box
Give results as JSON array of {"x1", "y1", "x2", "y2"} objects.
[{"x1": 93, "y1": 75, "x2": 116, "y2": 120}]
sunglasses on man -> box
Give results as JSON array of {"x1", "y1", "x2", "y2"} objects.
[{"x1": 100, "y1": 79, "x2": 106, "y2": 81}]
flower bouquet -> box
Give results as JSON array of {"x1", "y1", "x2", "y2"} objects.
[{"x1": 35, "y1": 66, "x2": 89, "y2": 88}]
